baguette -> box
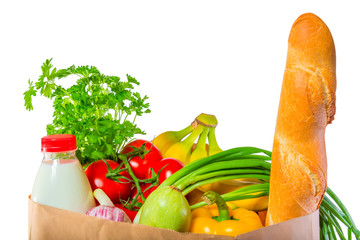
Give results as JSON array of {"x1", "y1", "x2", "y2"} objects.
[{"x1": 266, "y1": 13, "x2": 336, "y2": 225}]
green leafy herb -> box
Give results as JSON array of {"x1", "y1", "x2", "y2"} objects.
[{"x1": 24, "y1": 58, "x2": 151, "y2": 165}]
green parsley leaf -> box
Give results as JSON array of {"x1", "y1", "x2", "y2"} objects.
[{"x1": 24, "y1": 59, "x2": 151, "y2": 165}]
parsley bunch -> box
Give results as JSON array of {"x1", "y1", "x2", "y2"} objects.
[{"x1": 24, "y1": 59, "x2": 150, "y2": 165}]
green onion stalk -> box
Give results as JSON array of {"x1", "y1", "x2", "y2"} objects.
[{"x1": 136, "y1": 147, "x2": 359, "y2": 239}]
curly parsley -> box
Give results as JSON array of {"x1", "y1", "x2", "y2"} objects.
[{"x1": 24, "y1": 58, "x2": 150, "y2": 165}]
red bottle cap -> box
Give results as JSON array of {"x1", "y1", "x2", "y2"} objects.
[{"x1": 41, "y1": 134, "x2": 77, "y2": 152}]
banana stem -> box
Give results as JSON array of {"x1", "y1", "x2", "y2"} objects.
[
  {"x1": 183, "y1": 124, "x2": 204, "y2": 145},
  {"x1": 195, "y1": 127, "x2": 209, "y2": 150},
  {"x1": 189, "y1": 127, "x2": 209, "y2": 163},
  {"x1": 176, "y1": 124, "x2": 194, "y2": 139}
]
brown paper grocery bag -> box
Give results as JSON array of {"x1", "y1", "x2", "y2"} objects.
[{"x1": 28, "y1": 197, "x2": 319, "y2": 240}]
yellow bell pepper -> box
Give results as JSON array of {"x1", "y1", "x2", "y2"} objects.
[{"x1": 190, "y1": 191, "x2": 263, "y2": 237}]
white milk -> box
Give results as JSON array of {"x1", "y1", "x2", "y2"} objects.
[{"x1": 31, "y1": 159, "x2": 95, "y2": 213}]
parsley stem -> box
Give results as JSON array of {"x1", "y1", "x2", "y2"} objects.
[
  {"x1": 61, "y1": 88, "x2": 78, "y2": 107},
  {"x1": 115, "y1": 106, "x2": 119, "y2": 121}
]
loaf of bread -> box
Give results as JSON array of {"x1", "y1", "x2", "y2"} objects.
[{"x1": 266, "y1": 13, "x2": 336, "y2": 225}]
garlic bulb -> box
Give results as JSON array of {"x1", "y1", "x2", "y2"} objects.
[
  {"x1": 86, "y1": 205, "x2": 131, "y2": 222},
  {"x1": 86, "y1": 189, "x2": 131, "y2": 223}
]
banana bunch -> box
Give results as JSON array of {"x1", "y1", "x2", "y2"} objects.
[
  {"x1": 154, "y1": 113, "x2": 269, "y2": 212},
  {"x1": 153, "y1": 113, "x2": 222, "y2": 164}
]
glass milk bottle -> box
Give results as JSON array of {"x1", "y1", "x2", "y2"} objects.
[{"x1": 31, "y1": 134, "x2": 95, "y2": 213}]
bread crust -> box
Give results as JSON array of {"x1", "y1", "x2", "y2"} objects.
[{"x1": 266, "y1": 13, "x2": 336, "y2": 225}]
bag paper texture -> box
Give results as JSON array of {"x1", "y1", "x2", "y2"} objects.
[{"x1": 28, "y1": 197, "x2": 319, "y2": 240}]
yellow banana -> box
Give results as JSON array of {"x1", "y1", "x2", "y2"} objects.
[
  {"x1": 208, "y1": 127, "x2": 222, "y2": 156},
  {"x1": 226, "y1": 201, "x2": 239, "y2": 210},
  {"x1": 185, "y1": 189, "x2": 204, "y2": 206},
  {"x1": 189, "y1": 127, "x2": 209, "y2": 163},
  {"x1": 198, "y1": 181, "x2": 247, "y2": 193},
  {"x1": 228, "y1": 195, "x2": 269, "y2": 212},
  {"x1": 163, "y1": 124, "x2": 204, "y2": 164},
  {"x1": 153, "y1": 124, "x2": 194, "y2": 155}
]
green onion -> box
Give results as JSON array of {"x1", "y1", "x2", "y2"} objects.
[
  {"x1": 320, "y1": 211, "x2": 330, "y2": 240},
  {"x1": 320, "y1": 206, "x2": 346, "y2": 240},
  {"x1": 327, "y1": 187, "x2": 358, "y2": 232},
  {"x1": 160, "y1": 147, "x2": 272, "y2": 187},
  {"x1": 141, "y1": 146, "x2": 359, "y2": 239},
  {"x1": 181, "y1": 174, "x2": 269, "y2": 196},
  {"x1": 320, "y1": 189, "x2": 360, "y2": 239},
  {"x1": 175, "y1": 161, "x2": 270, "y2": 191}
]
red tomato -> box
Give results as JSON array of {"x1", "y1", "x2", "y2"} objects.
[
  {"x1": 120, "y1": 139, "x2": 163, "y2": 180},
  {"x1": 148, "y1": 158, "x2": 184, "y2": 183},
  {"x1": 85, "y1": 160, "x2": 132, "y2": 204},
  {"x1": 115, "y1": 204, "x2": 139, "y2": 221}
]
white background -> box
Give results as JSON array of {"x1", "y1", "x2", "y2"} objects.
[{"x1": 1, "y1": 0, "x2": 359, "y2": 238}]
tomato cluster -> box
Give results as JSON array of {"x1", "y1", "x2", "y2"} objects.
[{"x1": 84, "y1": 139, "x2": 184, "y2": 221}]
